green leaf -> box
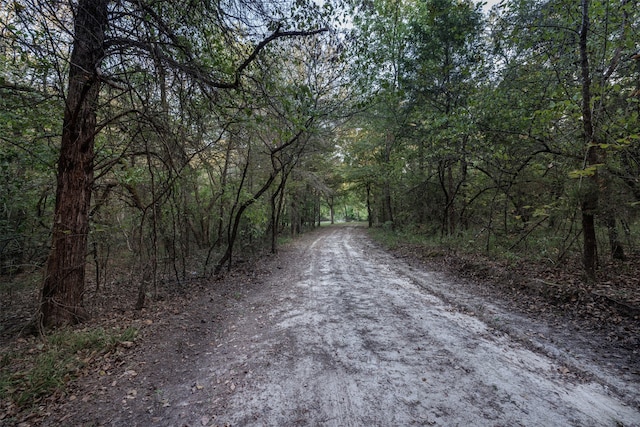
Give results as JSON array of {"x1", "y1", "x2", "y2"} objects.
[{"x1": 568, "y1": 164, "x2": 603, "y2": 179}]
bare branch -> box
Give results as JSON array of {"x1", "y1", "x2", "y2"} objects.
[{"x1": 104, "y1": 26, "x2": 328, "y2": 90}]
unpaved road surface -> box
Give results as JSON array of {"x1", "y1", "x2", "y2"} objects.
[{"x1": 53, "y1": 226, "x2": 639, "y2": 426}]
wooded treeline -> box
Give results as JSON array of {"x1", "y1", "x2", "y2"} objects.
[
  {"x1": 1, "y1": 0, "x2": 639, "y2": 328},
  {"x1": 1, "y1": 0, "x2": 353, "y2": 327},
  {"x1": 343, "y1": 0, "x2": 640, "y2": 278}
]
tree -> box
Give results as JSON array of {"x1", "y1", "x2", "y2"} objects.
[
  {"x1": 578, "y1": 0, "x2": 599, "y2": 278},
  {"x1": 0, "y1": 8, "x2": 60, "y2": 277},
  {"x1": 492, "y1": 0, "x2": 639, "y2": 276},
  {"x1": 214, "y1": 30, "x2": 348, "y2": 269},
  {"x1": 344, "y1": 0, "x2": 484, "y2": 232},
  {"x1": 337, "y1": 0, "x2": 639, "y2": 275},
  {"x1": 1, "y1": 0, "x2": 331, "y2": 328},
  {"x1": 346, "y1": 0, "x2": 413, "y2": 228},
  {"x1": 40, "y1": 0, "x2": 109, "y2": 326},
  {"x1": 402, "y1": 0, "x2": 484, "y2": 235}
]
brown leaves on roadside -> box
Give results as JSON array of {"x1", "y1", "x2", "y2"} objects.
[{"x1": 390, "y1": 242, "x2": 640, "y2": 349}]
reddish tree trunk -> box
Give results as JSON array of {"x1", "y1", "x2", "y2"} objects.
[{"x1": 40, "y1": 0, "x2": 108, "y2": 328}]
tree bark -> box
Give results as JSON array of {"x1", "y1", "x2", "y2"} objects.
[
  {"x1": 215, "y1": 169, "x2": 279, "y2": 275},
  {"x1": 40, "y1": 0, "x2": 109, "y2": 328},
  {"x1": 382, "y1": 132, "x2": 394, "y2": 226},
  {"x1": 270, "y1": 171, "x2": 289, "y2": 254},
  {"x1": 329, "y1": 196, "x2": 335, "y2": 224},
  {"x1": 366, "y1": 183, "x2": 373, "y2": 228},
  {"x1": 579, "y1": 0, "x2": 599, "y2": 279},
  {"x1": 447, "y1": 161, "x2": 455, "y2": 235},
  {"x1": 605, "y1": 211, "x2": 625, "y2": 261}
]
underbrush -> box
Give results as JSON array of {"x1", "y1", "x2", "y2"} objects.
[
  {"x1": 368, "y1": 224, "x2": 582, "y2": 266},
  {"x1": 368, "y1": 226, "x2": 436, "y2": 251},
  {"x1": 0, "y1": 326, "x2": 137, "y2": 418}
]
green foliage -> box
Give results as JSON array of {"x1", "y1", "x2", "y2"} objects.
[
  {"x1": 2, "y1": 0, "x2": 639, "y2": 301},
  {"x1": 0, "y1": 94, "x2": 59, "y2": 274},
  {"x1": 341, "y1": 0, "x2": 640, "y2": 274},
  {"x1": 242, "y1": 200, "x2": 270, "y2": 240},
  {"x1": 0, "y1": 3, "x2": 64, "y2": 275},
  {"x1": 568, "y1": 164, "x2": 603, "y2": 179}
]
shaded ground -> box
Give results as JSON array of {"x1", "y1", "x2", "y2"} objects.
[{"x1": 2, "y1": 225, "x2": 640, "y2": 426}]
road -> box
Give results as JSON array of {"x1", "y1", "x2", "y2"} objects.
[
  {"x1": 53, "y1": 226, "x2": 640, "y2": 426},
  {"x1": 188, "y1": 226, "x2": 639, "y2": 426}
]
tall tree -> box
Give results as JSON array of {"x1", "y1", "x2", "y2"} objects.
[
  {"x1": 578, "y1": 0, "x2": 599, "y2": 278},
  {"x1": 41, "y1": 0, "x2": 109, "y2": 327},
  {"x1": 347, "y1": 0, "x2": 413, "y2": 227}
]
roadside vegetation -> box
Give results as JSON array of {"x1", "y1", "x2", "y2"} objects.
[{"x1": 1, "y1": 327, "x2": 136, "y2": 420}]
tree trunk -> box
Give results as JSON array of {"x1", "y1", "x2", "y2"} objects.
[
  {"x1": 438, "y1": 159, "x2": 450, "y2": 237},
  {"x1": 270, "y1": 191, "x2": 278, "y2": 253},
  {"x1": 579, "y1": 0, "x2": 598, "y2": 279},
  {"x1": 383, "y1": 182, "x2": 393, "y2": 225},
  {"x1": 382, "y1": 132, "x2": 394, "y2": 226},
  {"x1": 447, "y1": 162, "x2": 455, "y2": 235},
  {"x1": 215, "y1": 170, "x2": 279, "y2": 275},
  {"x1": 366, "y1": 183, "x2": 373, "y2": 228},
  {"x1": 40, "y1": 0, "x2": 108, "y2": 328},
  {"x1": 329, "y1": 196, "x2": 335, "y2": 224},
  {"x1": 270, "y1": 171, "x2": 289, "y2": 254},
  {"x1": 605, "y1": 210, "x2": 625, "y2": 261},
  {"x1": 216, "y1": 139, "x2": 233, "y2": 246},
  {"x1": 290, "y1": 199, "x2": 297, "y2": 236}
]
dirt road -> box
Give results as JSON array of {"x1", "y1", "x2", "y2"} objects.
[{"x1": 55, "y1": 226, "x2": 639, "y2": 426}]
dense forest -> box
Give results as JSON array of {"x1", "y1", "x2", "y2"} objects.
[{"x1": 1, "y1": 0, "x2": 639, "y2": 330}]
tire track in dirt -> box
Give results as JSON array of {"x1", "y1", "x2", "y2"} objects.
[{"x1": 197, "y1": 226, "x2": 640, "y2": 426}]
